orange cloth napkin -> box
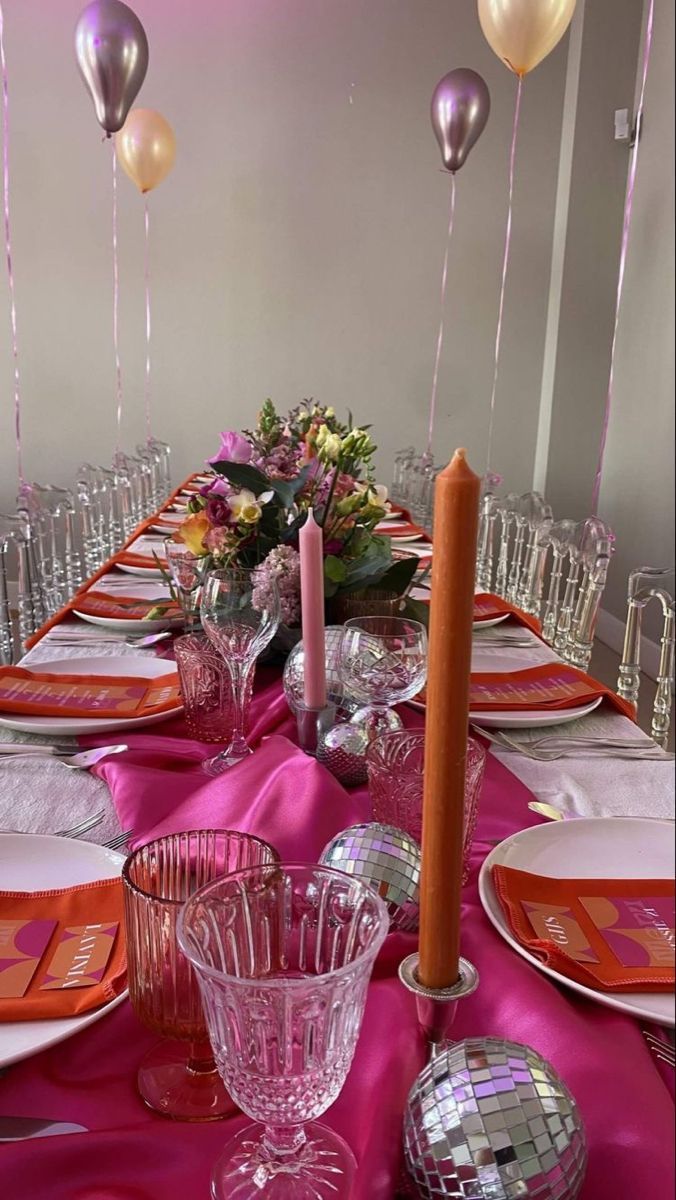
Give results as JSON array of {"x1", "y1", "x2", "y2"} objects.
[
  {"x1": 468, "y1": 662, "x2": 635, "y2": 718},
  {"x1": 473, "y1": 592, "x2": 542, "y2": 635},
  {"x1": 492, "y1": 865, "x2": 675, "y2": 993},
  {"x1": 0, "y1": 665, "x2": 181, "y2": 719},
  {"x1": 0, "y1": 877, "x2": 126, "y2": 1021},
  {"x1": 73, "y1": 590, "x2": 181, "y2": 622}
]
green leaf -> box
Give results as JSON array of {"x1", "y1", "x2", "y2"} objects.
[
  {"x1": 210, "y1": 461, "x2": 271, "y2": 496},
  {"x1": 401, "y1": 597, "x2": 429, "y2": 627},
  {"x1": 324, "y1": 555, "x2": 347, "y2": 584},
  {"x1": 376, "y1": 555, "x2": 419, "y2": 596}
]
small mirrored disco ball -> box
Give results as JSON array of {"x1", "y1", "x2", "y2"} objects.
[
  {"x1": 282, "y1": 627, "x2": 359, "y2": 718},
  {"x1": 319, "y1": 822, "x2": 420, "y2": 931},
  {"x1": 404, "y1": 1037, "x2": 587, "y2": 1199}
]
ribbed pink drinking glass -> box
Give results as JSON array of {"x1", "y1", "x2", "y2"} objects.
[
  {"x1": 366, "y1": 731, "x2": 486, "y2": 883},
  {"x1": 122, "y1": 829, "x2": 278, "y2": 1121},
  {"x1": 177, "y1": 862, "x2": 389, "y2": 1198}
]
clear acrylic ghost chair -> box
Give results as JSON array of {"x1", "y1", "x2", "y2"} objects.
[
  {"x1": 541, "y1": 519, "x2": 577, "y2": 645},
  {"x1": 113, "y1": 452, "x2": 149, "y2": 531},
  {"x1": 492, "y1": 493, "x2": 519, "y2": 600},
  {"x1": 77, "y1": 464, "x2": 120, "y2": 563},
  {"x1": 18, "y1": 484, "x2": 83, "y2": 611},
  {"x1": 136, "y1": 442, "x2": 163, "y2": 510},
  {"x1": 475, "y1": 473, "x2": 503, "y2": 592},
  {"x1": 0, "y1": 512, "x2": 47, "y2": 655},
  {"x1": 147, "y1": 436, "x2": 172, "y2": 499},
  {"x1": 560, "y1": 534, "x2": 614, "y2": 671},
  {"x1": 0, "y1": 519, "x2": 17, "y2": 664},
  {"x1": 554, "y1": 518, "x2": 614, "y2": 663},
  {"x1": 617, "y1": 567, "x2": 675, "y2": 749},
  {"x1": 517, "y1": 503, "x2": 554, "y2": 616},
  {"x1": 391, "y1": 446, "x2": 414, "y2": 506}
]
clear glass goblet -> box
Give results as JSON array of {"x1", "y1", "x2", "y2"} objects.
[
  {"x1": 200, "y1": 567, "x2": 280, "y2": 774},
  {"x1": 339, "y1": 616, "x2": 428, "y2": 727},
  {"x1": 122, "y1": 829, "x2": 278, "y2": 1121},
  {"x1": 164, "y1": 538, "x2": 205, "y2": 632},
  {"x1": 177, "y1": 862, "x2": 389, "y2": 1199}
]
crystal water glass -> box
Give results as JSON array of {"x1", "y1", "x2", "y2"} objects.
[
  {"x1": 366, "y1": 730, "x2": 486, "y2": 882},
  {"x1": 177, "y1": 862, "x2": 389, "y2": 1199},
  {"x1": 340, "y1": 616, "x2": 427, "y2": 724},
  {"x1": 174, "y1": 633, "x2": 254, "y2": 744},
  {"x1": 164, "y1": 538, "x2": 204, "y2": 632},
  {"x1": 122, "y1": 829, "x2": 278, "y2": 1121},
  {"x1": 200, "y1": 567, "x2": 280, "y2": 774}
]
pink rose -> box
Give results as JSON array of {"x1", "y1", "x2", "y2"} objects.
[
  {"x1": 207, "y1": 431, "x2": 253, "y2": 466},
  {"x1": 200, "y1": 477, "x2": 231, "y2": 499}
]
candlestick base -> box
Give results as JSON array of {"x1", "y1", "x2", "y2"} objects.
[
  {"x1": 398, "y1": 953, "x2": 479, "y2": 1050},
  {"x1": 295, "y1": 702, "x2": 337, "y2": 756}
]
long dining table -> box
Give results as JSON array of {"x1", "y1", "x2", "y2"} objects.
[{"x1": 0, "y1": 475, "x2": 673, "y2": 1200}]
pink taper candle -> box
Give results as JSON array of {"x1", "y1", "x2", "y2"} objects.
[{"x1": 299, "y1": 510, "x2": 327, "y2": 708}]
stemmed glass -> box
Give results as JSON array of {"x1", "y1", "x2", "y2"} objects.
[
  {"x1": 340, "y1": 616, "x2": 428, "y2": 725},
  {"x1": 200, "y1": 567, "x2": 280, "y2": 774},
  {"x1": 164, "y1": 538, "x2": 205, "y2": 632},
  {"x1": 177, "y1": 862, "x2": 389, "y2": 1199}
]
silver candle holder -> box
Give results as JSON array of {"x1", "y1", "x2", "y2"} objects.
[{"x1": 398, "y1": 952, "x2": 479, "y2": 1050}]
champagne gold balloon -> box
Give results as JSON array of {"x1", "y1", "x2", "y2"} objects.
[
  {"x1": 115, "y1": 109, "x2": 176, "y2": 194},
  {"x1": 477, "y1": 0, "x2": 577, "y2": 77}
]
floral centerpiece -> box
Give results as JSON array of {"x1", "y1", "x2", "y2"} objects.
[{"x1": 174, "y1": 401, "x2": 423, "y2": 637}]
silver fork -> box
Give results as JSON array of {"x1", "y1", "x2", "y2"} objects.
[
  {"x1": 643, "y1": 1031, "x2": 675, "y2": 1067},
  {"x1": 472, "y1": 726, "x2": 673, "y2": 761},
  {"x1": 103, "y1": 829, "x2": 133, "y2": 852}
]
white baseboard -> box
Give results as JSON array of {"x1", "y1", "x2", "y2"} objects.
[{"x1": 596, "y1": 606, "x2": 662, "y2": 682}]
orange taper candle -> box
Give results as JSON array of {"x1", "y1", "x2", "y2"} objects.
[{"x1": 418, "y1": 448, "x2": 480, "y2": 989}]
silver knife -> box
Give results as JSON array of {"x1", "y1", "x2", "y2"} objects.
[{"x1": 0, "y1": 1116, "x2": 88, "y2": 1140}]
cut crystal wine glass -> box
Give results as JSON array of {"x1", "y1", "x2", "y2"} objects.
[
  {"x1": 177, "y1": 862, "x2": 389, "y2": 1198},
  {"x1": 200, "y1": 567, "x2": 280, "y2": 774},
  {"x1": 122, "y1": 829, "x2": 278, "y2": 1121},
  {"x1": 164, "y1": 538, "x2": 205, "y2": 632},
  {"x1": 339, "y1": 616, "x2": 427, "y2": 726}
]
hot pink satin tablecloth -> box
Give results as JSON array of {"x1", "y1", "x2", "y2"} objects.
[{"x1": 0, "y1": 673, "x2": 672, "y2": 1199}]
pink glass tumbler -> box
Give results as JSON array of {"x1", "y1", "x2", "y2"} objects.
[
  {"x1": 122, "y1": 829, "x2": 278, "y2": 1121},
  {"x1": 367, "y1": 731, "x2": 486, "y2": 883}
]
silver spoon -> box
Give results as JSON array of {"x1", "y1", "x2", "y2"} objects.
[{"x1": 0, "y1": 745, "x2": 128, "y2": 770}]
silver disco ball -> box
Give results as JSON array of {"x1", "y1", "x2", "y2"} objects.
[
  {"x1": 282, "y1": 626, "x2": 359, "y2": 717},
  {"x1": 316, "y1": 723, "x2": 370, "y2": 786},
  {"x1": 319, "y1": 822, "x2": 420, "y2": 932},
  {"x1": 404, "y1": 1037, "x2": 587, "y2": 1199}
]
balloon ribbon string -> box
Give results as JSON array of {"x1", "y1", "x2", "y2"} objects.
[
  {"x1": 591, "y1": 0, "x2": 654, "y2": 515},
  {"x1": 144, "y1": 197, "x2": 152, "y2": 442},
  {"x1": 426, "y1": 172, "x2": 456, "y2": 460},
  {"x1": 486, "y1": 73, "x2": 523, "y2": 477},
  {"x1": 0, "y1": 4, "x2": 23, "y2": 485},
  {"x1": 112, "y1": 147, "x2": 123, "y2": 454}
]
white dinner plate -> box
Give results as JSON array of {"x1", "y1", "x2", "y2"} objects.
[
  {"x1": 73, "y1": 610, "x2": 182, "y2": 633},
  {"x1": 407, "y1": 695, "x2": 602, "y2": 727},
  {"x1": 0, "y1": 834, "x2": 127, "y2": 1067},
  {"x1": 473, "y1": 613, "x2": 510, "y2": 629},
  {"x1": 479, "y1": 817, "x2": 675, "y2": 1026},
  {"x1": 0, "y1": 656, "x2": 182, "y2": 736},
  {"x1": 388, "y1": 534, "x2": 426, "y2": 544},
  {"x1": 116, "y1": 563, "x2": 165, "y2": 578}
]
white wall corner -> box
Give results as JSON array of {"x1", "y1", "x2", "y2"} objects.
[
  {"x1": 532, "y1": 0, "x2": 586, "y2": 496},
  {"x1": 596, "y1": 604, "x2": 663, "y2": 681}
]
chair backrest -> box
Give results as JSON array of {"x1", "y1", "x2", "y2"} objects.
[
  {"x1": 0, "y1": 510, "x2": 47, "y2": 659},
  {"x1": 17, "y1": 483, "x2": 83, "y2": 616},
  {"x1": 617, "y1": 566, "x2": 675, "y2": 749}
]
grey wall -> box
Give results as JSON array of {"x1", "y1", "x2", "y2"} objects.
[
  {"x1": 597, "y1": 0, "x2": 675, "y2": 626},
  {"x1": 0, "y1": 0, "x2": 567, "y2": 508},
  {"x1": 541, "y1": 0, "x2": 674, "y2": 630}
]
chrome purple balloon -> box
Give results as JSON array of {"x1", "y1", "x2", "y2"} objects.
[
  {"x1": 431, "y1": 68, "x2": 491, "y2": 173},
  {"x1": 75, "y1": 0, "x2": 149, "y2": 136}
]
